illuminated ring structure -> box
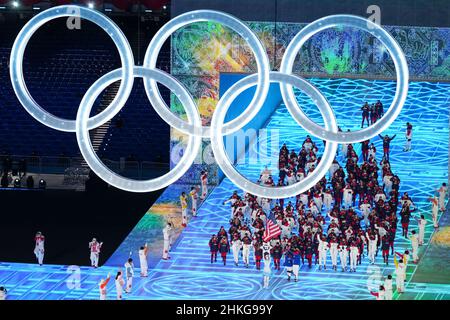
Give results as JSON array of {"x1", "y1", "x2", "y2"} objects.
[
  {"x1": 10, "y1": 5, "x2": 409, "y2": 196},
  {"x1": 10, "y1": 5, "x2": 135, "y2": 132},
  {"x1": 143, "y1": 10, "x2": 270, "y2": 138},
  {"x1": 210, "y1": 71, "x2": 339, "y2": 199},
  {"x1": 76, "y1": 66, "x2": 202, "y2": 192},
  {"x1": 280, "y1": 15, "x2": 409, "y2": 144}
]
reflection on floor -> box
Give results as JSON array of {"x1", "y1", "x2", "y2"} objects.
[{"x1": 0, "y1": 78, "x2": 449, "y2": 300}]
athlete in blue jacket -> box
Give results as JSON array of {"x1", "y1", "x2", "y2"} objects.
[{"x1": 284, "y1": 247, "x2": 294, "y2": 281}]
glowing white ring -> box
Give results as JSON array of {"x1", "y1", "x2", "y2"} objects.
[
  {"x1": 143, "y1": 10, "x2": 270, "y2": 138},
  {"x1": 210, "y1": 71, "x2": 338, "y2": 199},
  {"x1": 75, "y1": 66, "x2": 202, "y2": 192},
  {"x1": 280, "y1": 15, "x2": 409, "y2": 143},
  {"x1": 9, "y1": 5, "x2": 135, "y2": 132}
]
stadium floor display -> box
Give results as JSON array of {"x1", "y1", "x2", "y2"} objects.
[{"x1": 0, "y1": 77, "x2": 449, "y2": 300}]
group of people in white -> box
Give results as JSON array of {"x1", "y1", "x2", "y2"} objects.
[
  {"x1": 207, "y1": 131, "x2": 447, "y2": 299},
  {"x1": 97, "y1": 243, "x2": 152, "y2": 300}
]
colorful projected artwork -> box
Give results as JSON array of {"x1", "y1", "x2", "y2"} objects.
[{"x1": 169, "y1": 22, "x2": 450, "y2": 187}]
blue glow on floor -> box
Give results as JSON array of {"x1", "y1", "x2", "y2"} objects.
[{"x1": 0, "y1": 78, "x2": 449, "y2": 300}]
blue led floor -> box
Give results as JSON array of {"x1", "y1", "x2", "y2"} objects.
[{"x1": 0, "y1": 78, "x2": 449, "y2": 300}]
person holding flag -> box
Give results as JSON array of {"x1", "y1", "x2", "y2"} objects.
[
  {"x1": 263, "y1": 219, "x2": 282, "y2": 270},
  {"x1": 263, "y1": 219, "x2": 282, "y2": 243}
]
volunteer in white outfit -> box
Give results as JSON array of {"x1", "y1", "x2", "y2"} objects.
[
  {"x1": 162, "y1": 223, "x2": 173, "y2": 260},
  {"x1": 409, "y1": 230, "x2": 419, "y2": 263},
  {"x1": 416, "y1": 214, "x2": 427, "y2": 245},
  {"x1": 262, "y1": 252, "x2": 271, "y2": 289},
  {"x1": 89, "y1": 238, "x2": 103, "y2": 268},
  {"x1": 139, "y1": 243, "x2": 149, "y2": 277},
  {"x1": 437, "y1": 183, "x2": 448, "y2": 211},
  {"x1": 394, "y1": 256, "x2": 406, "y2": 293},
  {"x1": 200, "y1": 170, "x2": 208, "y2": 200},
  {"x1": 115, "y1": 271, "x2": 125, "y2": 300},
  {"x1": 384, "y1": 275, "x2": 393, "y2": 300},
  {"x1": 0, "y1": 286, "x2": 7, "y2": 300},
  {"x1": 99, "y1": 273, "x2": 111, "y2": 300}
]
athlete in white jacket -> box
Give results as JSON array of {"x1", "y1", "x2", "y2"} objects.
[{"x1": 317, "y1": 234, "x2": 329, "y2": 270}]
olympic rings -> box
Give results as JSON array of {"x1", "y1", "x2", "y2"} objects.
[
  {"x1": 10, "y1": 5, "x2": 135, "y2": 133},
  {"x1": 10, "y1": 6, "x2": 409, "y2": 196},
  {"x1": 76, "y1": 66, "x2": 202, "y2": 192},
  {"x1": 210, "y1": 72, "x2": 338, "y2": 199},
  {"x1": 143, "y1": 10, "x2": 271, "y2": 138},
  {"x1": 280, "y1": 15, "x2": 409, "y2": 144}
]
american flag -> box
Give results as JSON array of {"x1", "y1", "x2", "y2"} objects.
[{"x1": 263, "y1": 219, "x2": 281, "y2": 242}]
